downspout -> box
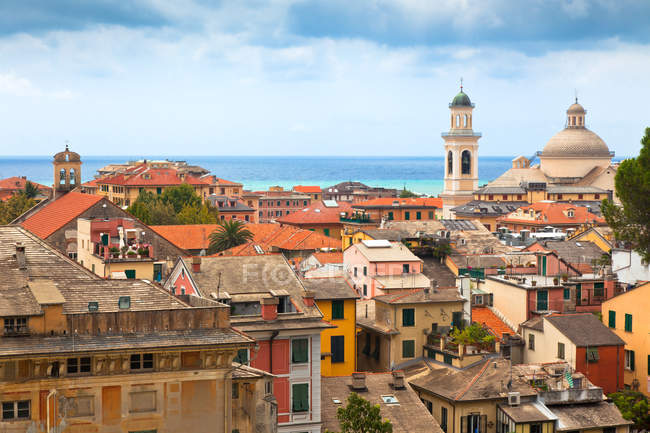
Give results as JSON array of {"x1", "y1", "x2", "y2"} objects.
[
  {"x1": 269, "y1": 330, "x2": 279, "y2": 374},
  {"x1": 616, "y1": 344, "x2": 620, "y2": 391},
  {"x1": 46, "y1": 389, "x2": 57, "y2": 433},
  {"x1": 225, "y1": 366, "x2": 235, "y2": 433}
]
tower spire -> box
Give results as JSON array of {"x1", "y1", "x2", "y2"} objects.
[{"x1": 460, "y1": 77, "x2": 463, "y2": 91}]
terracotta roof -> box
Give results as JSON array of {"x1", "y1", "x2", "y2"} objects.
[
  {"x1": 312, "y1": 252, "x2": 343, "y2": 265},
  {"x1": 80, "y1": 178, "x2": 99, "y2": 187},
  {"x1": 99, "y1": 164, "x2": 209, "y2": 186},
  {"x1": 374, "y1": 288, "x2": 464, "y2": 304},
  {"x1": 497, "y1": 202, "x2": 604, "y2": 226},
  {"x1": 151, "y1": 223, "x2": 339, "y2": 253},
  {"x1": 353, "y1": 197, "x2": 443, "y2": 209},
  {"x1": 0, "y1": 176, "x2": 51, "y2": 192},
  {"x1": 471, "y1": 306, "x2": 514, "y2": 341},
  {"x1": 293, "y1": 185, "x2": 322, "y2": 193},
  {"x1": 20, "y1": 192, "x2": 104, "y2": 239},
  {"x1": 276, "y1": 200, "x2": 352, "y2": 225}
]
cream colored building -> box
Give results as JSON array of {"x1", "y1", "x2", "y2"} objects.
[{"x1": 440, "y1": 85, "x2": 481, "y2": 218}]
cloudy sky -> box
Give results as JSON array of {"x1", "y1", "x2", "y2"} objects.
[{"x1": 0, "y1": 0, "x2": 649, "y2": 156}]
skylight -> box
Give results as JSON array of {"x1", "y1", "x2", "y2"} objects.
[{"x1": 380, "y1": 395, "x2": 399, "y2": 404}]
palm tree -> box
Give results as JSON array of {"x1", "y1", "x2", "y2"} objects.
[
  {"x1": 23, "y1": 181, "x2": 39, "y2": 199},
  {"x1": 208, "y1": 220, "x2": 254, "y2": 254}
]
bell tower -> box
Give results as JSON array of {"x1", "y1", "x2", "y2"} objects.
[
  {"x1": 439, "y1": 82, "x2": 481, "y2": 218},
  {"x1": 52, "y1": 144, "x2": 82, "y2": 198}
]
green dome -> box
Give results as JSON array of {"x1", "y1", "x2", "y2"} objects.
[{"x1": 451, "y1": 90, "x2": 472, "y2": 107}]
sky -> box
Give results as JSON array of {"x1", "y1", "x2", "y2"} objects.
[{"x1": 0, "y1": 0, "x2": 649, "y2": 157}]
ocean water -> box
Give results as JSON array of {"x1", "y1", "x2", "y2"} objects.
[{"x1": 0, "y1": 155, "x2": 516, "y2": 196}]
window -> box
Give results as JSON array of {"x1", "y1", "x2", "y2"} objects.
[
  {"x1": 428, "y1": 211, "x2": 434, "y2": 219},
  {"x1": 68, "y1": 395, "x2": 94, "y2": 417},
  {"x1": 156, "y1": 187, "x2": 162, "y2": 195},
  {"x1": 563, "y1": 288, "x2": 570, "y2": 300},
  {"x1": 363, "y1": 284, "x2": 367, "y2": 296},
  {"x1": 331, "y1": 336, "x2": 345, "y2": 363},
  {"x1": 625, "y1": 350, "x2": 635, "y2": 371},
  {"x1": 363, "y1": 266, "x2": 367, "y2": 276},
  {"x1": 2, "y1": 400, "x2": 30, "y2": 420},
  {"x1": 528, "y1": 334, "x2": 535, "y2": 350},
  {"x1": 461, "y1": 414, "x2": 486, "y2": 433},
  {"x1": 303, "y1": 200, "x2": 308, "y2": 206},
  {"x1": 292, "y1": 338, "x2": 309, "y2": 364},
  {"x1": 402, "y1": 340, "x2": 415, "y2": 358},
  {"x1": 595, "y1": 194, "x2": 600, "y2": 199},
  {"x1": 265, "y1": 381, "x2": 273, "y2": 395},
  {"x1": 381, "y1": 395, "x2": 399, "y2": 404},
  {"x1": 416, "y1": 211, "x2": 421, "y2": 220},
  {"x1": 292, "y1": 383, "x2": 309, "y2": 412},
  {"x1": 402, "y1": 264, "x2": 410, "y2": 273},
  {"x1": 608, "y1": 310, "x2": 616, "y2": 328},
  {"x1": 578, "y1": 194, "x2": 583, "y2": 200},
  {"x1": 67, "y1": 357, "x2": 91, "y2": 374},
  {"x1": 331, "y1": 300, "x2": 344, "y2": 320},
  {"x1": 586, "y1": 347, "x2": 599, "y2": 362},
  {"x1": 402, "y1": 308, "x2": 415, "y2": 327},
  {"x1": 448, "y1": 151, "x2": 453, "y2": 175},
  {"x1": 567, "y1": 209, "x2": 574, "y2": 218},
  {"x1": 3, "y1": 317, "x2": 27, "y2": 335},
  {"x1": 625, "y1": 314, "x2": 633, "y2": 332},
  {"x1": 405, "y1": 211, "x2": 410, "y2": 220},
  {"x1": 124, "y1": 269, "x2": 136, "y2": 279},
  {"x1": 388, "y1": 211, "x2": 394, "y2": 220},
  {"x1": 461, "y1": 150, "x2": 471, "y2": 175},
  {"x1": 354, "y1": 267, "x2": 357, "y2": 277},
  {"x1": 594, "y1": 282, "x2": 605, "y2": 298},
  {"x1": 517, "y1": 194, "x2": 523, "y2": 200},
  {"x1": 232, "y1": 383, "x2": 239, "y2": 399},
  {"x1": 130, "y1": 391, "x2": 156, "y2": 413},
  {"x1": 233, "y1": 349, "x2": 249, "y2": 365},
  {"x1": 557, "y1": 342, "x2": 565, "y2": 359},
  {"x1": 603, "y1": 428, "x2": 616, "y2": 433},
  {"x1": 441, "y1": 407, "x2": 448, "y2": 432},
  {"x1": 530, "y1": 424, "x2": 542, "y2": 433},
  {"x1": 324, "y1": 228, "x2": 330, "y2": 237},
  {"x1": 130, "y1": 353, "x2": 154, "y2": 370},
  {"x1": 119, "y1": 296, "x2": 131, "y2": 308}
]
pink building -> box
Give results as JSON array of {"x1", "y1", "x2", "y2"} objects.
[{"x1": 343, "y1": 240, "x2": 429, "y2": 299}]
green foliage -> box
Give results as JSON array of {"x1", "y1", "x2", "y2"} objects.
[
  {"x1": 126, "y1": 184, "x2": 217, "y2": 225},
  {"x1": 208, "y1": 220, "x2": 254, "y2": 254},
  {"x1": 451, "y1": 323, "x2": 496, "y2": 346},
  {"x1": 326, "y1": 392, "x2": 392, "y2": 433},
  {"x1": 23, "y1": 181, "x2": 39, "y2": 199},
  {"x1": 608, "y1": 390, "x2": 650, "y2": 430},
  {"x1": 602, "y1": 127, "x2": 650, "y2": 262},
  {"x1": 0, "y1": 193, "x2": 37, "y2": 224},
  {"x1": 399, "y1": 188, "x2": 418, "y2": 198}
]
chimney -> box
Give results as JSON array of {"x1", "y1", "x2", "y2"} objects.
[
  {"x1": 260, "y1": 296, "x2": 279, "y2": 321},
  {"x1": 192, "y1": 256, "x2": 201, "y2": 273},
  {"x1": 391, "y1": 371, "x2": 405, "y2": 389},
  {"x1": 303, "y1": 291, "x2": 315, "y2": 307},
  {"x1": 351, "y1": 372, "x2": 367, "y2": 391},
  {"x1": 15, "y1": 243, "x2": 26, "y2": 270}
]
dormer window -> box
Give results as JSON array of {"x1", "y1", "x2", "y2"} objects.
[
  {"x1": 3, "y1": 317, "x2": 27, "y2": 335},
  {"x1": 567, "y1": 209, "x2": 575, "y2": 218}
]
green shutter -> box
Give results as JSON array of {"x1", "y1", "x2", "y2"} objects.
[
  {"x1": 405, "y1": 211, "x2": 410, "y2": 220},
  {"x1": 608, "y1": 311, "x2": 616, "y2": 328},
  {"x1": 323, "y1": 228, "x2": 330, "y2": 237},
  {"x1": 402, "y1": 308, "x2": 415, "y2": 327},
  {"x1": 292, "y1": 383, "x2": 309, "y2": 412},
  {"x1": 101, "y1": 233, "x2": 109, "y2": 246},
  {"x1": 402, "y1": 340, "x2": 415, "y2": 358},
  {"x1": 292, "y1": 339, "x2": 309, "y2": 363},
  {"x1": 647, "y1": 355, "x2": 650, "y2": 375},
  {"x1": 234, "y1": 349, "x2": 248, "y2": 364},
  {"x1": 630, "y1": 351, "x2": 635, "y2": 371},
  {"x1": 388, "y1": 211, "x2": 393, "y2": 220},
  {"x1": 625, "y1": 314, "x2": 633, "y2": 332},
  {"x1": 563, "y1": 288, "x2": 570, "y2": 300},
  {"x1": 331, "y1": 336, "x2": 345, "y2": 363},
  {"x1": 332, "y1": 300, "x2": 344, "y2": 320},
  {"x1": 416, "y1": 211, "x2": 421, "y2": 220},
  {"x1": 124, "y1": 269, "x2": 136, "y2": 279}
]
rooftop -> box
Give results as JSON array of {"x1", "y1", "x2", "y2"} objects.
[
  {"x1": 545, "y1": 313, "x2": 625, "y2": 347},
  {"x1": 374, "y1": 288, "x2": 464, "y2": 304},
  {"x1": 292, "y1": 185, "x2": 322, "y2": 193},
  {"x1": 552, "y1": 401, "x2": 631, "y2": 430},
  {"x1": 374, "y1": 273, "x2": 432, "y2": 290},
  {"x1": 353, "y1": 197, "x2": 443, "y2": 209},
  {"x1": 498, "y1": 202, "x2": 605, "y2": 226},
  {"x1": 350, "y1": 241, "x2": 422, "y2": 263},
  {"x1": 276, "y1": 200, "x2": 353, "y2": 225},
  {"x1": 99, "y1": 163, "x2": 210, "y2": 186},
  {"x1": 471, "y1": 306, "x2": 514, "y2": 341},
  {"x1": 301, "y1": 277, "x2": 359, "y2": 300}
]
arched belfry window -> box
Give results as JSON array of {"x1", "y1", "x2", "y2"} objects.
[
  {"x1": 456, "y1": 114, "x2": 460, "y2": 127},
  {"x1": 461, "y1": 150, "x2": 471, "y2": 175},
  {"x1": 447, "y1": 151, "x2": 453, "y2": 175},
  {"x1": 70, "y1": 168, "x2": 76, "y2": 185},
  {"x1": 59, "y1": 169, "x2": 66, "y2": 185},
  {"x1": 464, "y1": 114, "x2": 468, "y2": 127}
]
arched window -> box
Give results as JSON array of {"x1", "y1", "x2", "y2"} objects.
[
  {"x1": 456, "y1": 114, "x2": 460, "y2": 127},
  {"x1": 464, "y1": 114, "x2": 468, "y2": 127},
  {"x1": 59, "y1": 169, "x2": 66, "y2": 185},
  {"x1": 461, "y1": 150, "x2": 471, "y2": 175},
  {"x1": 447, "y1": 151, "x2": 453, "y2": 175},
  {"x1": 69, "y1": 168, "x2": 76, "y2": 185}
]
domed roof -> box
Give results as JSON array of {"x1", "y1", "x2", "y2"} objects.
[
  {"x1": 567, "y1": 102, "x2": 585, "y2": 114},
  {"x1": 451, "y1": 90, "x2": 472, "y2": 107},
  {"x1": 54, "y1": 145, "x2": 81, "y2": 162},
  {"x1": 542, "y1": 127, "x2": 610, "y2": 158}
]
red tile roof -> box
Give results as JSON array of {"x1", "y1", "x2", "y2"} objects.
[
  {"x1": 99, "y1": 164, "x2": 210, "y2": 186},
  {"x1": 471, "y1": 306, "x2": 514, "y2": 341},
  {"x1": 21, "y1": 192, "x2": 104, "y2": 239},
  {"x1": 0, "y1": 177, "x2": 51, "y2": 200},
  {"x1": 312, "y1": 252, "x2": 343, "y2": 265},
  {"x1": 497, "y1": 202, "x2": 604, "y2": 226},
  {"x1": 353, "y1": 197, "x2": 443, "y2": 208},
  {"x1": 150, "y1": 223, "x2": 339, "y2": 254},
  {"x1": 293, "y1": 185, "x2": 322, "y2": 193},
  {"x1": 276, "y1": 201, "x2": 352, "y2": 225}
]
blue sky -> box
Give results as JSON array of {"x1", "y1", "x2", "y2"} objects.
[{"x1": 0, "y1": 0, "x2": 648, "y2": 157}]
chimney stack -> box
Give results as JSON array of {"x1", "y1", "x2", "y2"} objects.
[
  {"x1": 15, "y1": 243, "x2": 26, "y2": 270},
  {"x1": 260, "y1": 296, "x2": 279, "y2": 321},
  {"x1": 391, "y1": 371, "x2": 405, "y2": 389},
  {"x1": 192, "y1": 256, "x2": 201, "y2": 273},
  {"x1": 303, "y1": 291, "x2": 315, "y2": 307},
  {"x1": 351, "y1": 372, "x2": 367, "y2": 391}
]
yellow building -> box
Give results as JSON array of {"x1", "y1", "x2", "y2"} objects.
[
  {"x1": 301, "y1": 277, "x2": 359, "y2": 376},
  {"x1": 568, "y1": 225, "x2": 614, "y2": 253},
  {"x1": 341, "y1": 227, "x2": 412, "y2": 251},
  {"x1": 602, "y1": 282, "x2": 650, "y2": 396},
  {"x1": 357, "y1": 288, "x2": 466, "y2": 372}
]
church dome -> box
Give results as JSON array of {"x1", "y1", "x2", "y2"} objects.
[
  {"x1": 542, "y1": 127, "x2": 610, "y2": 158},
  {"x1": 450, "y1": 90, "x2": 472, "y2": 107},
  {"x1": 54, "y1": 145, "x2": 81, "y2": 162},
  {"x1": 567, "y1": 102, "x2": 585, "y2": 114}
]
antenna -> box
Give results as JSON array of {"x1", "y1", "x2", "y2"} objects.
[
  {"x1": 460, "y1": 77, "x2": 464, "y2": 91},
  {"x1": 574, "y1": 88, "x2": 578, "y2": 104}
]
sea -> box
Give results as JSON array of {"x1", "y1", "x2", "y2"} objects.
[{"x1": 0, "y1": 156, "x2": 517, "y2": 196}]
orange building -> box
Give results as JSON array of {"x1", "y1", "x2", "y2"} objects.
[
  {"x1": 293, "y1": 185, "x2": 322, "y2": 201},
  {"x1": 349, "y1": 197, "x2": 443, "y2": 224},
  {"x1": 497, "y1": 201, "x2": 604, "y2": 233},
  {"x1": 0, "y1": 176, "x2": 51, "y2": 201},
  {"x1": 276, "y1": 200, "x2": 353, "y2": 239}
]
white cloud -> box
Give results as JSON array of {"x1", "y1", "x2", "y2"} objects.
[{"x1": 0, "y1": 73, "x2": 40, "y2": 96}]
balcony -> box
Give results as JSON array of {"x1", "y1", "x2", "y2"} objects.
[
  {"x1": 340, "y1": 214, "x2": 372, "y2": 224},
  {"x1": 97, "y1": 242, "x2": 153, "y2": 262}
]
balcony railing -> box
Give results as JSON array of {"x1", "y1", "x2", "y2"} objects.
[{"x1": 340, "y1": 215, "x2": 372, "y2": 223}]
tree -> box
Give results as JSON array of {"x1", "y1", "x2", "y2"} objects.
[
  {"x1": 451, "y1": 323, "x2": 496, "y2": 346},
  {"x1": 148, "y1": 200, "x2": 178, "y2": 225},
  {"x1": 399, "y1": 187, "x2": 418, "y2": 198},
  {"x1": 327, "y1": 392, "x2": 392, "y2": 433},
  {"x1": 602, "y1": 127, "x2": 650, "y2": 262},
  {"x1": 608, "y1": 390, "x2": 650, "y2": 430},
  {"x1": 177, "y1": 203, "x2": 218, "y2": 225},
  {"x1": 23, "y1": 181, "x2": 39, "y2": 199},
  {"x1": 208, "y1": 219, "x2": 254, "y2": 253},
  {"x1": 161, "y1": 183, "x2": 201, "y2": 213},
  {"x1": 126, "y1": 184, "x2": 214, "y2": 226},
  {"x1": 0, "y1": 193, "x2": 36, "y2": 224}
]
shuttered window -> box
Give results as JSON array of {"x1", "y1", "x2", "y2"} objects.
[
  {"x1": 292, "y1": 338, "x2": 309, "y2": 363},
  {"x1": 594, "y1": 282, "x2": 605, "y2": 297},
  {"x1": 402, "y1": 340, "x2": 415, "y2": 358},
  {"x1": 124, "y1": 269, "x2": 136, "y2": 279},
  {"x1": 625, "y1": 314, "x2": 632, "y2": 332},
  {"x1": 625, "y1": 350, "x2": 635, "y2": 371},
  {"x1": 563, "y1": 288, "x2": 570, "y2": 300},
  {"x1": 557, "y1": 342, "x2": 565, "y2": 359},
  {"x1": 402, "y1": 308, "x2": 415, "y2": 327},
  {"x1": 292, "y1": 383, "x2": 309, "y2": 412},
  {"x1": 608, "y1": 311, "x2": 616, "y2": 328},
  {"x1": 331, "y1": 300, "x2": 344, "y2": 320},
  {"x1": 331, "y1": 336, "x2": 345, "y2": 363}
]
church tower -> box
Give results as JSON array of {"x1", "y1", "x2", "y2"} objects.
[
  {"x1": 52, "y1": 144, "x2": 82, "y2": 198},
  {"x1": 439, "y1": 84, "x2": 481, "y2": 218}
]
